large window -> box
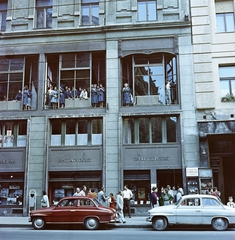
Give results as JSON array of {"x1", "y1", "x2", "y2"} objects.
[
  {"x1": 50, "y1": 118, "x2": 103, "y2": 146},
  {"x1": 0, "y1": 121, "x2": 27, "y2": 147},
  {"x1": 122, "y1": 53, "x2": 177, "y2": 106},
  {"x1": 36, "y1": 0, "x2": 53, "y2": 28},
  {"x1": 0, "y1": 1, "x2": 7, "y2": 31},
  {"x1": 215, "y1": 0, "x2": 235, "y2": 32},
  {"x1": 0, "y1": 56, "x2": 38, "y2": 110},
  {"x1": 138, "y1": 0, "x2": 157, "y2": 21},
  {"x1": 219, "y1": 66, "x2": 235, "y2": 101},
  {"x1": 81, "y1": 0, "x2": 99, "y2": 25},
  {"x1": 45, "y1": 52, "x2": 105, "y2": 109},
  {"x1": 123, "y1": 116, "x2": 178, "y2": 144}
]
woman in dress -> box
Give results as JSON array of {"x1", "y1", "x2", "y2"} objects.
[
  {"x1": 122, "y1": 83, "x2": 131, "y2": 106},
  {"x1": 98, "y1": 84, "x2": 105, "y2": 107}
]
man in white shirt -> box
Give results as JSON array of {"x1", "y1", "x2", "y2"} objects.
[
  {"x1": 123, "y1": 185, "x2": 133, "y2": 218},
  {"x1": 78, "y1": 185, "x2": 87, "y2": 196}
]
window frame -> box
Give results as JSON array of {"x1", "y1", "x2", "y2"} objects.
[
  {"x1": 0, "y1": 1, "x2": 7, "y2": 31},
  {"x1": 36, "y1": 0, "x2": 53, "y2": 29},
  {"x1": 50, "y1": 118, "x2": 103, "y2": 146},
  {"x1": 122, "y1": 116, "x2": 179, "y2": 145},
  {"x1": 81, "y1": 0, "x2": 99, "y2": 26},
  {"x1": 137, "y1": 0, "x2": 157, "y2": 22}
]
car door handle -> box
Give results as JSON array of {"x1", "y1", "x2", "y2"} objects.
[
  {"x1": 70, "y1": 210, "x2": 76, "y2": 212},
  {"x1": 196, "y1": 210, "x2": 201, "y2": 212}
]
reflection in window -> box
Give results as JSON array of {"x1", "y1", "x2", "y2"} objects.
[
  {"x1": 0, "y1": 1, "x2": 7, "y2": 31},
  {"x1": 0, "y1": 121, "x2": 27, "y2": 148},
  {"x1": 81, "y1": 0, "x2": 99, "y2": 25},
  {"x1": 123, "y1": 116, "x2": 178, "y2": 144},
  {"x1": 122, "y1": 53, "x2": 177, "y2": 106},
  {"x1": 219, "y1": 66, "x2": 235, "y2": 101},
  {"x1": 50, "y1": 118, "x2": 102, "y2": 146},
  {"x1": 138, "y1": 0, "x2": 157, "y2": 21},
  {"x1": 36, "y1": 0, "x2": 53, "y2": 29}
]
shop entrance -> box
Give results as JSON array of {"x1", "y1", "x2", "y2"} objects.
[{"x1": 209, "y1": 135, "x2": 235, "y2": 204}]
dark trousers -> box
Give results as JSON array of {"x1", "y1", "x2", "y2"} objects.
[{"x1": 123, "y1": 198, "x2": 131, "y2": 217}]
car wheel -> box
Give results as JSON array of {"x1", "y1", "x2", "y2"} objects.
[
  {"x1": 84, "y1": 217, "x2": 99, "y2": 230},
  {"x1": 32, "y1": 217, "x2": 46, "y2": 230},
  {"x1": 152, "y1": 217, "x2": 168, "y2": 231},
  {"x1": 212, "y1": 217, "x2": 228, "y2": 231}
]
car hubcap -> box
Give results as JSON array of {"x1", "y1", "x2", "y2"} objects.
[
  {"x1": 35, "y1": 219, "x2": 43, "y2": 227},
  {"x1": 156, "y1": 219, "x2": 164, "y2": 228},
  {"x1": 215, "y1": 218, "x2": 225, "y2": 228},
  {"x1": 87, "y1": 219, "x2": 96, "y2": 227}
]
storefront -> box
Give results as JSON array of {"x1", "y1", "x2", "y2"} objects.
[{"x1": 0, "y1": 149, "x2": 26, "y2": 216}]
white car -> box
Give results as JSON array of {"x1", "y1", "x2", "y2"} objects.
[{"x1": 146, "y1": 194, "x2": 235, "y2": 231}]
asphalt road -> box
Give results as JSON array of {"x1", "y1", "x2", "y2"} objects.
[{"x1": 1, "y1": 226, "x2": 235, "y2": 240}]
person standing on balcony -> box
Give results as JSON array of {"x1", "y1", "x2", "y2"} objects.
[{"x1": 122, "y1": 83, "x2": 131, "y2": 106}]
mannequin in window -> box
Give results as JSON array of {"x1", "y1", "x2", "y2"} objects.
[{"x1": 122, "y1": 83, "x2": 131, "y2": 106}]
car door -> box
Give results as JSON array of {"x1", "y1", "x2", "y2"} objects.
[
  {"x1": 48, "y1": 199, "x2": 78, "y2": 223},
  {"x1": 176, "y1": 197, "x2": 202, "y2": 224},
  {"x1": 201, "y1": 197, "x2": 224, "y2": 224},
  {"x1": 75, "y1": 198, "x2": 98, "y2": 221}
]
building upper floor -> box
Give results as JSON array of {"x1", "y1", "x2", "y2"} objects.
[{"x1": 0, "y1": 0, "x2": 190, "y2": 34}]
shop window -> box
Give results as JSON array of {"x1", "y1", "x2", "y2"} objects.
[
  {"x1": 215, "y1": 0, "x2": 235, "y2": 32},
  {"x1": 122, "y1": 53, "x2": 177, "y2": 106},
  {"x1": 123, "y1": 116, "x2": 178, "y2": 144},
  {"x1": 81, "y1": 0, "x2": 99, "y2": 26},
  {"x1": 51, "y1": 118, "x2": 102, "y2": 146},
  {"x1": 0, "y1": 56, "x2": 38, "y2": 110},
  {"x1": 138, "y1": 0, "x2": 157, "y2": 22},
  {"x1": 36, "y1": 0, "x2": 53, "y2": 28},
  {"x1": 219, "y1": 66, "x2": 235, "y2": 102},
  {"x1": 0, "y1": 1, "x2": 7, "y2": 31},
  {"x1": 0, "y1": 121, "x2": 27, "y2": 147},
  {"x1": 0, "y1": 173, "x2": 24, "y2": 206},
  {"x1": 45, "y1": 52, "x2": 105, "y2": 109}
]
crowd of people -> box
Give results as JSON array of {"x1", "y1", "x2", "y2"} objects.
[{"x1": 45, "y1": 83, "x2": 105, "y2": 109}]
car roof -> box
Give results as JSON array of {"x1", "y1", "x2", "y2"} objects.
[
  {"x1": 182, "y1": 194, "x2": 218, "y2": 199},
  {"x1": 59, "y1": 196, "x2": 94, "y2": 200}
]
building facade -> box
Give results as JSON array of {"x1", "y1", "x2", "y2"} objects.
[
  {"x1": 0, "y1": 0, "x2": 198, "y2": 216},
  {"x1": 191, "y1": 0, "x2": 235, "y2": 203}
]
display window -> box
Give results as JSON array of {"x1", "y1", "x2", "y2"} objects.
[{"x1": 0, "y1": 173, "x2": 24, "y2": 206}]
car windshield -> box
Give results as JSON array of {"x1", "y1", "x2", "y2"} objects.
[{"x1": 93, "y1": 198, "x2": 100, "y2": 206}]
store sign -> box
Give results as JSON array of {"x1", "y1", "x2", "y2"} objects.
[
  {"x1": 186, "y1": 167, "x2": 198, "y2": 177},
  {"x1": 123, "y1": 145, "x2": 181, "y2": 169},
  {"x1": 48, "y1": 147, "x2": 102, "y2": 171},
  {"x1": 0, "y1": 149, "x2": 25, "y2": 172}
]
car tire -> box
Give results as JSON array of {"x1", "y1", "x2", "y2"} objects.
[
  {"x1": 212, "y1": 217, "x2": 228, "y2": 231},
  {"x1": 152, "y1": 217, "x2": 168, "y2": 231},
  {"x1": 84, "y1": 217, "x2": 99, "y2": 230},
  {"x1": 32, "y1": 217, "x2": 46, "y2": 230}
]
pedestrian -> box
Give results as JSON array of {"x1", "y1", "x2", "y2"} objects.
[
  {"x1": 176, "y1": 188, "x2": 183, "y2": 203},
  {"x1": 123, "y1": 185, "x2": 133, "y2": 218},
  {"x1": 150, "y1": 187, "x2": 159, "y2": 208},
  {"x1": 41, "y1": 190, "x2": 50, "y2": 208},
  {"x1": 97, "y1": 187, "x2": 107, "y2": 205},
  {"x1": 78, "y1": 185, "x2": 87, "y2": 196},
  {"x1": 109, "y1": 193, "x2": 116, "y2": 209},
  {"x1": 116, "y1": 191, "x2": 126, "y2": 223},
  {"x1": 73, "y1": 187, "x2": 80, "y2": 196},
  {"x1": 227, "y1": 196, "x2": 235, "y2": 208},
  {"x1": 160, "y1": 188, "x2": 174, "y2": 206}
]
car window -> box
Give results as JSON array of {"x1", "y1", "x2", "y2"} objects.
[
  {"x1": 181, "y1": 198, "x2": 200, "y2": 206},
  {"x1": 202, "y1": 198, "x2": 220, "y2": 206},
  {"x1": 58, "y1": 199, "x2": 77, "y2": 207},
  {"x1": 78, "y1": 199, "x2": 94, "y2": 207}
]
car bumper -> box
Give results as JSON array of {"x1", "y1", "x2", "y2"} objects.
[
  {"x1": 146, "y1": 216, "x2": 152, "y2": 222},
  {"x1": 109, "y1": 219, "x2": 116, "y2": 223},
  {"x1": 28, "y1": 217, "x2": 32, "y2": 222}
]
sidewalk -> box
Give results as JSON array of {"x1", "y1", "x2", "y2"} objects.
[{"x1": 0, "y1": 216, "x2": 151, "y2": 229}]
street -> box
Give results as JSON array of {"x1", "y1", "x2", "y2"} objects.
[{"x1": 1, "y1": 226, "x2": 235, "y2": 240}]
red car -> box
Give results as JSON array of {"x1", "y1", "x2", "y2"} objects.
[{"x1": 29, "y1": 196, "x2": 117, "y2": 230}]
